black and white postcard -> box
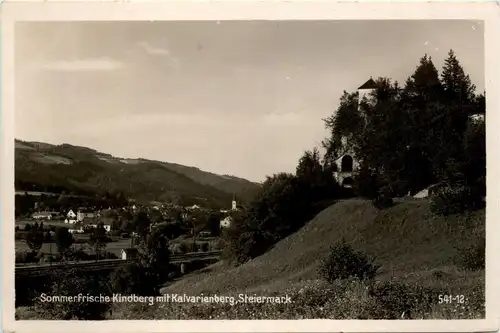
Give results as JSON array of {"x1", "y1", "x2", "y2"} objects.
[{"x1": 1, "y1": 1, "x2": 499, "y2": 332}]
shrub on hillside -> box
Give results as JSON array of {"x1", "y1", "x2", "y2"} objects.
[
  {"x1": 454, "y1": 234, "x2": 485, "y2": 271},
  {"x1": 372, "y1": 195, "x2": 394, "y2": 210},
  {"x1": 368, "y1": 280, "x2": 435, "y2": 319},
  {"x1": 371, "y1": 186, "x2": 394, "y2": 210},
  {"x1": 319, "y1": 241, "x2": 381, "y2": 283},
  {"x1": 110, "y1": 262, "x2": 157, "y2": 296},
  {"x1": 430, "y1": 183, "x2": 483, "y2": 215},
  {"x1": 33, "y1": 268, "x2": 111, "y2": 320}
]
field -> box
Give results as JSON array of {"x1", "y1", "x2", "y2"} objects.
[
  {"x1": 16, "y1": 219, "x2": 68, "y2": 228},
  {"x1": 110, "y1": 198, "x2": 485, "y2": 319},
  {"x1": 16, "y1": 219, "x2": 134, "y2": 257},
  {"x1": 15, "y1": 237, "x2": 133, "y2": 257}
]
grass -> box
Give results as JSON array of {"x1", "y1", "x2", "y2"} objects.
[{"x1": 111, "y1": 198, "x2": 484, "y2": 319}]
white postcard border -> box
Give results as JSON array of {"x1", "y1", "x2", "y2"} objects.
[{"x1": 2, "y1": 1, "x2": 499, "y2": 332}]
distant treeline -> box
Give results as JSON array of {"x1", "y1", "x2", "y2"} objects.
[{"x1": 15, "y1": 191, "x2": 129, "y2": 217}]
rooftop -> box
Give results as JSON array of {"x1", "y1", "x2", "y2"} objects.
[{"x1": 358, "y1": 78, "x2": 379, "y2": 90}]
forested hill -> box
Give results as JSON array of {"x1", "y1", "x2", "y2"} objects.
[{"x1": 15, "y1": 140, "x2": 260, "y2": 208}]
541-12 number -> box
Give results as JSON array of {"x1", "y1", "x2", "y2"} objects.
[{"x1": 438, "y1": 294, "x2": 466, "y2": 304}]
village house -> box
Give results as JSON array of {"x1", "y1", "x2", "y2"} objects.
[
  {"x1": 32, "y1": 211, "x2": 57, "y2": 220},
  {"x1": 187, "y1": 204, "x2": 201, "y2": 211},
  {"x1": 65, "y1": 209, "x2": 77, "y2": 224},
  {"x1": 68, "y1": 223, "x2": 84, "y2": 234},
  {"x1": 77, "y1": 211, "x2": 96, "y2": 222},
  {"x1": 79, "y1": 217, "x2": 112, "y2": 232},
  {"x1": 220, "y1": 215, "x2": 232, "y2": 228}
]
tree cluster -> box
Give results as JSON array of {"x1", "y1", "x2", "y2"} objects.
[
  {"x1": 223, "y1": 149, "x2": 342, "y2": 264},
  {"x1": 323, "y1": 50, "x2": 485, "y2": 200}
]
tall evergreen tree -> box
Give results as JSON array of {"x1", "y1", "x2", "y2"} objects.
[
  {"x1": 404, "y1": 54, "x2": 443, "y2": 105},
  {"x1": 441, "y1": 49, "x2": 476, "y2": 104}
]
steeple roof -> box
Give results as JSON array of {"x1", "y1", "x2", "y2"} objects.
[{"x1": 358, "y1": 77, "x2": 378, "y2": 90}]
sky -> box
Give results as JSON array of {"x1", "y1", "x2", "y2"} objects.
[{"x1": 15, "y1": 20, "x2": 484, "y2": 182}]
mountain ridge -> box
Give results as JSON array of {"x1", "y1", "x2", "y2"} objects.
[{"x1": 15, "y1": 139, "x2": 261, "y2": 207}]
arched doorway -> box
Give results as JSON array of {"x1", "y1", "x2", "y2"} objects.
[
  {"x1": 342, "y1": 177, "x2": 354, "y2": 187},
  {"x1": 341, "y1": 155, "x2": 353, "y2": 172}
]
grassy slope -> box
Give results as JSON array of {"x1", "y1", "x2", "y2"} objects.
[{"x1": 164, "y1": 198, "x2": 484, "y2": 295}]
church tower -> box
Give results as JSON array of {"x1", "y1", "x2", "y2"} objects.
[
  {"x1": 357, "y1": 76, "x2": 378, "y2": 112},
  {"x1": 231, "y1": 195, "x2": 237, "y2": 211},
  {"x1": 333, "y1": 77, "x2": 378, "y2": 188}
]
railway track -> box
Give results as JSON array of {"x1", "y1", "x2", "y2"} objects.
[{"x1": 15, "y1": 251, "x2": 222, "y2": 275}]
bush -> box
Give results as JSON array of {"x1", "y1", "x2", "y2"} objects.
[
  {"x1": 372, "y1": 186, "x2": 394, "y2": 210},
  {"x1": 430, "y1": 183, "x2": 483, "y2": 215},
  {"x1": 33, "y1": 268, "x2": 111, "y2": 320},
  {"x1": 15, "y1": 231, "x2": 28, "y2": 240},
  {"x1": 319, "y1": 241, "x2": 380, "y2": 283},
  {"x1": 15, "y1": 251, "x2": 37, "y2": 264},
  {"x1": 44, "y1": 255, "x2": 57, "y2": 263},
  {"x1": 209, "y1": 238, "x2": 225, "y2": 251},
  {"x1": 368, "y1": 281, "x2": 435, "y2": 319},
  {"x1": 454, "y1": 234, "x2": 485, "y2": 271},
  {"x1": 110, "y1": 262, "x2": 157, "y2": 296},
  {"x1": 353, "y1": 167, "x2": 380, "y2": 199},
  {"x1": 372, "y1": 196, "x2": 394, "y2": 209},
  {"x1": 66, "y1": 247, "x2": 91, "y2": 261},
  {"x1": 178, "y1": 241, "x2": 197, "y2": 253}
]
